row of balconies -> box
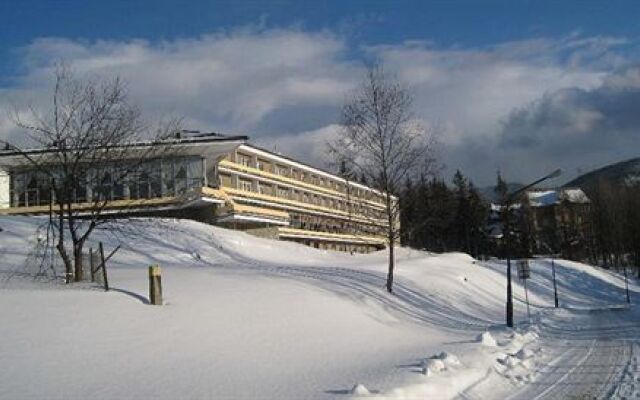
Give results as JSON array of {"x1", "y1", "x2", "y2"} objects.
[
  {"x1": 227, "y1": 175, "x2": 387, "y2": 221},
  {"x1": 231, "y1": 150, "x2": 384, "y2": 203}
]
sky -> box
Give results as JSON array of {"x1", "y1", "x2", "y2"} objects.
[{"x1": 1, "y1": 0, "x2": 640, "y2": 186}]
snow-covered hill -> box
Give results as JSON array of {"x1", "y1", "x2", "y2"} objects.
[{"x1": 0, "y1": 216, "x2": 638, "y2": 399}]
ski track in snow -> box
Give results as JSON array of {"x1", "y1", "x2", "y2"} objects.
[
  {"x1": 208, "y1": 240, "x2": 503, "y2": 331},
  {"x1": 459, "y1": 307, "x2": 640, "y2": 400}
]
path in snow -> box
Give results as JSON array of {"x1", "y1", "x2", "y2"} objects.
[
  {"x1": 511, "y1": 307, "x2": 640, "y2": 399},
  {"x1": 457, "y1": 257, "x2": 640, "y2": 400},
  {"x1": 459, "y1": 307, "x2": 640, "y2": 400}
]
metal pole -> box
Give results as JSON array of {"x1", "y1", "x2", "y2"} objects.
[
  {"x1": 551, "y1": 258, "x2": 559, "y2": 308},
  {"x1": 505, "y1": 210, "x2": 514, "y2": 328},
  {"x1": 502, "y1": 169, "x2": 562, "y2": 329},
  {"x1": 624, "y1": 264, "x2": 630, "y2": 304},
  {"x1": 524, "y1": 277, "x2": 531, "y2": 322}
]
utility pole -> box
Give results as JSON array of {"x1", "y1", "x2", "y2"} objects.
[
  {"x1": 624, "y1": 264, "x2": 630, "y2": 304},
  {"x1": 505, "y1": 208, "x2": 514, "y2": 327},
  {"x1": 503, "y1": 169, "x2": 562, "y2": 328},
  {"x1": 551, "y1": 258, "x2": 559, "y2": 308},
  {"x1": 542, "y1": 241, "x2": 559, "y2": 308}
]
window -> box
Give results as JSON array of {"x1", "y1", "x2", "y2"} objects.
[
  {"x1": 237, "y1": 153, "x2": 252, "y2": 167},
  {"x1": 148, "y1": 163, "x2": 162, "y2": 198},
  {"x1": 162, "y1": 160, "x2": 174, "y2": 196},
  {"x1": 26, "y1": 175, "x2": 39, "y2": 206},
  {"x1": 137, "y1": 167, "x2": 150, "y2": 199},
  {"x1": 277, "y1": 187, "x2": 289, "y2": 198},
  {"x1": 11, "y1": 172, "x2": 25, "y2": 206},
  {"x1": 258, "y1": 183, "x2": 273, "y2": 196},
  {"x1": 276, "y1": 165, "x2": 289, "y2": 176},
  {"x1": 187, "y1": 158, "x2": 203, "y2": 189},
  {"x1": 110, "y1": 166, "x2": 126, "y2": 200},
  {"x1": 174, "y1": 161, "x2": 188, "y2": 195},
  {"x1": 239, "y1": 179, "x2": 253, "y2": 192},
  {"x1": 95, "y1": 168, "x2": 114, "y2": 201},
  {"x1": 219, "y1": 173, "x2": 232, "y2": 188}
]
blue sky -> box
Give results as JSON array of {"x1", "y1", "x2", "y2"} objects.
[
  {"x1": 1, "y1": 0, "x2": 640, "y2": 185},
  {"x1": 2, "y1": 1, "x2": 639, "y2": 70}
]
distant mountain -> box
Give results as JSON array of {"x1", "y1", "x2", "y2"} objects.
[
  {"x1": 478, "y1": 183, "x2": 525, "y2": 203},
  {"x1": 565, "y1": 157, "x2": 640, "y2": 190}
]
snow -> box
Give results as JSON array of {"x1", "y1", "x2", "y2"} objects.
[
  {"x1": 515, "y1": 348, "x2": 534, "y2": 360},
  {"x1": 527, "y1": 190, "x2": 559, "y2": 207},
  {"x1": 563, "y1": 188, "x2": 590, "y2": 203},
  {"x1": 350, "y1": 384, "x2": 371, "y2": 396},
  {"x1": 422, "y1": 357, "x2": 446, "y2": 373},
  {"x1": 0, "y1": 216, "x2": 639, "y2": 399},
  {"x1": 478, "y1": 331, "x2": 498, "y2": 347},
  {"x1": 526, "y1": 188, "x2": 590, "y2": 207}
]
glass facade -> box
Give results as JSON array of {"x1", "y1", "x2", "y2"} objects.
[{"x1": 9, "y1": 156, "x2": 204, "y2": 207}]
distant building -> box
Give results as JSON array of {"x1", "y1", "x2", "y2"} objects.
[
  {"x1": 487, "y1": 188, "x2": 591, "y2": 259},
  {"x1": 524, "y1": 188, "x2": 591, "y2": 259},
  {"x1": 0, "y1": 131, "x2": 394, "y2": 253}
]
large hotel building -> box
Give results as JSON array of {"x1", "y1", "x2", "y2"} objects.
[{"x1": 0, "y1": 131, "x2": 395, "y2": 253}]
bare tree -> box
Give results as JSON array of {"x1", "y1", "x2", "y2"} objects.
[
  {"x1": 329, "y1": 65, "x2": 436, "y2": 293},
  {"x1": 2, "y1": 65, "x2": 179, "y2": 283}
]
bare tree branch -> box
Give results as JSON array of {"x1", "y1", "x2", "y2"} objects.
[{"x1": 328, "y1": 64, "x2": 437, "y2": 293}]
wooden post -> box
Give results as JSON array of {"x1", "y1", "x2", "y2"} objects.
[
  {"x1": 149, "y1": 265, "x2": 162, "y2": 305},
  {"x1": 99, "y1": 242, "x2": 109, "y2": 291},
  {"x1": 89, "y1": 247, "x2": 95, "y2": 283}
]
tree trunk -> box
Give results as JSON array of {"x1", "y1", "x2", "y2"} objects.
[
  {"x1": 73, "y1": 244, "x2": 84, "y2": 282},
  {"x1": 55, "y1": 204, "x2": 73, "y2": 283},
  {"x1": 386, "y1": 235, "x2": 395, "y2": 293},
  {"x1": 57, "y1": 241, "x2": 73, "y2": 283}
]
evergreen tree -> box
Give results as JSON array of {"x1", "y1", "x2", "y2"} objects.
[
  {"x1": 399, "y1": 173, "x2": 490, "y2": 257},
  {"x1": 495, "y1": 170, "x2": 508, "y2": 204},
  {"x1": 452, "y1": 170, "x2": 471, "y2": 254}
]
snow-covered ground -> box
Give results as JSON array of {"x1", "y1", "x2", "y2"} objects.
[{"x1": 0, "y1": 216, "x2": 638, "y2": 399}]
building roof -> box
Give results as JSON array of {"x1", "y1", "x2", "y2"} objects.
[
  {"x1": 0, "y1": 131, "x2": 247, "y2": 158},
  {"x1": 0, "y1": 131, "x2": 248, "y2": 168},
  {"x1": 526, "y1": 188, "x2": 590, "y2": 207}
]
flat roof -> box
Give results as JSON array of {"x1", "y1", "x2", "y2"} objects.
[{"x1": 0, "y1": 132, "x2": 248, "y2": 158}]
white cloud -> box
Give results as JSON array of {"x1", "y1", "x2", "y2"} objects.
[
  {"x1": 9, "y1": 29, "x2": 361, "y2": 134},
  {"x1": 369, "y1": 37, "x2": 614, "y2": 145},
  {"x1": 0, "y1": 28, "x2": 634, "y2": 184}
]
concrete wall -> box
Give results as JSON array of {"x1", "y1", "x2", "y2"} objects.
[
  {"x1": 245, "y1": 226, "x2": 280, "y2": 240},
  {"x1": 0, "y1": 168, "x2": 9, "y2": 208}
]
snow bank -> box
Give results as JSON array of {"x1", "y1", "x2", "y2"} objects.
[
  {"x1": 0, "y1": 216, "x2": 636, "y2": 399},
  {"x1": 351, "y1": 383, "x2": 371, "y2": 396},
  {"x1": 478, "y1": 331, "x2": 497, "y2": 347}
]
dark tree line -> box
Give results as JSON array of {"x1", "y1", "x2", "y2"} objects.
[
  {"x1": 400, "y1": 170, "x2": 489, "y2": 257},
  {"x1": 587, "y1": 180, "x2": 640, "y2": 278},
  {"x1": 399, "y1": 166, "x2": 640, "y2": 280}
]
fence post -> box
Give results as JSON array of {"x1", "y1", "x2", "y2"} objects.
[
  {"x1": 149, "y1": 265, "x2": 162, "y2": 305},
  {"x1": 89, "y1": 247, "x2": 95, "y2": 283},
  {"x1": 99, "y1": 242, "x2": 109, "y2": 291}
]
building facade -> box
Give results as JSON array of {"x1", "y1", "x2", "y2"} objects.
[
  {"x1": 525, "y1": 188, "x2": 591, "y2": 259},
  {"x1": 0, "y1": 131, "x2": 394, "y2": 253},
  {"x1": 487, "y1": 188, "x2": 591, "y2": 259}
]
